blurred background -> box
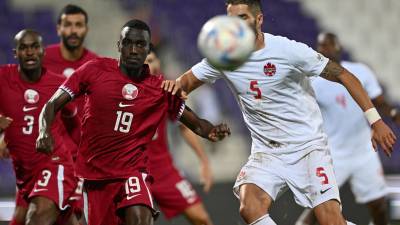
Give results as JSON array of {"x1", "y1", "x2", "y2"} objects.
[{"x1": 0, "y1": 0, "x2": 399, "y2": 224}]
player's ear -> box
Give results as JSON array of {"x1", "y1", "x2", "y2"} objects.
[
  {"x1": 56, "y1": 24, "x2": 61, "y2": 37},
  {"x1": 256, "y1": 13, "x2": 263, "y2": 28},
  {"x1": 12, "y1": 48, "x2": 17, "y2": 59},
  {"x1": 117, "y1": 40, "x2": 121, "y2": 52}
]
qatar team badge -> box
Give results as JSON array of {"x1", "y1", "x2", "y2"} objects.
[
  {"x1": 63, "y1": 68, "x2": 75, "y2": 78},
  {"x1": 264, "y1": 62, "x2": 276, "y2": 76},
  {"x1": 24, "y1": 89, "x2": 39, "y2": 104},
  {"x1": 122, "y1": 83, "x2": 138, "y2": 100}
]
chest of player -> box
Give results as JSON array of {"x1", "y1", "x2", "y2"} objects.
[
  {"x1": 224, "y1": 58, "x2": 303, "y2": 100},
  {"x1": 85, "y1": 74, "x2": 165, "y2": 119},
  {"x1": 0, "y1": 82, "x2": 57, "y2": 135}
]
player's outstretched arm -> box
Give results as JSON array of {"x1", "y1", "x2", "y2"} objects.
[
  {"x1": 161, "y1": 70, "x2": 205, "y2": 98},
  {"x1": 179, "y1": 124, "x2": 214, "y2": 192},
  {"x1": 320, "y1": 60, "x2": 397, "y2": 156},
  {"x1": 372, "y1": 95, "x2": 400, "y2": 125},
  {"x1": 36, "y1": 89, "x2": 72, "y2": 155},
  {"x1": 179, "y1": 106, "x2": 230, "y2": 142}
]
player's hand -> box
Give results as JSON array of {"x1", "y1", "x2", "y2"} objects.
[
  {"x1": 0, "y1": 115, "x2": 13, "y2": 130},
  {"x1": 161, "y1": 80, "x2": 188, "y2": 100},
  {"x1": 36, "y1": 131, "x2": 54, "y2": 155},
  {"x1": 208, "y1": 123, "x2": 231, "y2": 142},
  {"x1": 371, "y1": 120, "x2": 397, "y2": 157},
  {"x1": 200, "y1": 162, "x2": 213, "y2": 193}
]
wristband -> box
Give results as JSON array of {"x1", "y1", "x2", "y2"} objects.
[{"x1": 365, "y1": 108, "x2": 381, "y2": 125}]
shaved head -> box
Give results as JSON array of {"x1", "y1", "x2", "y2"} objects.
[{"x1": 14, "y1": 29, "x2": 43, "y2": 47}]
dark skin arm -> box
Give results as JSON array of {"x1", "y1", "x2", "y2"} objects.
[
  {"x1": 372, "y1": 95, "x2": 400, "y2": 125},
  {"x1": 36, "y1": 89, "x2": 72, "y2": 154},
  {"x1": 179, "y1": 106, "x2": 230, "y2": 142},
  {"x1": 320, "y1": 60, "x2": 396, "y2": 156}
]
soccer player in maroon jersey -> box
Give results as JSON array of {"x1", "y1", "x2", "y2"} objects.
[
  {"x1": 43, "y1": 4, "x2": 97, "y2": 159},
  {"x1": 0, "y1": 30, "x2": 80, "y2": 225},
  {"x1": 145, "y1": 46, "x2": 214, "y2": 225},
  {"x1": 36, "y1": 20, "x2": 231, "y2": 225}
]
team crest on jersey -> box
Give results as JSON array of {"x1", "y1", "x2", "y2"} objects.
[
  {"x1": 63, "y1": 68, "x2": 75, "y2": 77},
  {"x1": 122, "y1": 83, "x2": 138, "y2": 100},
  {"x1": 24, "y1": 89, "x2": 39, "y2": 104},
  {"x1": 264, "y1": 62, "x2": 276, "y2": 76}
]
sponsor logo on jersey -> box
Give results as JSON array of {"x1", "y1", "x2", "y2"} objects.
[
  {"x1": 22, "y1": 106, "x2": 38, "y2": 112},
  {"x1": 122, "y1": 84, "x2": 138, "y2": 100},
  {"x1": 264, "y1": 62, "x2": 276, "y2": 76},
  {"x1": 63, "y1": 68, "x2": 75, "y2": 78},
  {"x1": 118, "y1": 102, "x2": 135, "y2": 108},
  {"x1": 24, "y1": 89, "x2": 39, "y2": 104},
  {"x1": 126, "y1": 193, "x2": 141, "y2": 200},
  {"x1": 33, "y1": 188, "x2": 48, "y2": 193}
]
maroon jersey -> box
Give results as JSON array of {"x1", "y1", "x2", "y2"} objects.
[
  {"x1": 60, "y1": 57, "x2": 185, "y2": 180},
  {"x1": 148, "y1": 118, "x2": 174, "y2": 174},
  {"x1": 43, "y1": 44, "x2": 97, "y2": 77},
  {"x1": 0, "y1": 64, "x2": 73, "y2": 189}
]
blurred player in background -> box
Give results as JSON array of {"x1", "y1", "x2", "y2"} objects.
[
  {"x1": 166, "y1": 0, "x2": 397, "y2": 224},
  {"x1": 43, "y1": 4, "x2": 98, "y2": 159},
  {"x1": 296, "y1": 32, "x2": 400, "y2": 225},
  {"x1": 0, "y1": 30, "x2": 80, "y2": 225},
  {"x1": 146, "y1": 46, "x2": 214, "y2": 225},
  {"x1": 36, "y1": 19, "x2": 230, "y2": 225}
]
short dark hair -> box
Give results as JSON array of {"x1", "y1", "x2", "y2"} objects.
[
  {"x1": 225, "y1": 0, "x2": 263, "y2": 14},
  {"x1": 121, "y1": 19, "x2": 151, "y2": 39},
  {"x1": 57, "y1": 4, "x2": 88, "y2": 25}
]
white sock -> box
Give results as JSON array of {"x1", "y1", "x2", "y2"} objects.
[
  {"x1": 346, "y1": 221, "x2": 356, "y2": 225},
  {"x1": 249, "y1": 214, "x2": 277, "y2": 225}
]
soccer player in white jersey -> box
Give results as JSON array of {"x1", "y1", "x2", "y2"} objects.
[
  {"x1": 296, "y1": 32, "x2": 400, "y2": 225},
  {"x1": 162, "y1": 1, "x2": 397, "y2": 225}
]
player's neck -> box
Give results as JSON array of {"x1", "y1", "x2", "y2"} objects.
[
  {"x1": 254, "y1": 32, "x2": 265, "y2": 50},
  {"x1": 19, "y1": 66, "x2": 42, "y2": 83},
  {"x1": 60, "y1": 43, "x2": 84, "y2": 61},
  {"x1": 119, "y1": 64, "x2": 144, "y2": 80}
]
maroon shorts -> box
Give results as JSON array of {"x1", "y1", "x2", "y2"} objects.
[
  {"x1": 14, "y1": 161, "x2": 79, "y2": 224},
  {"x1": 83, "y1": 171, "x2": 156, "y2": 225},
  {"x1": 151, "y1": 165, "x2": 201, "y2": 219}
]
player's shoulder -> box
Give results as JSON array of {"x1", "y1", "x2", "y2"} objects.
[
  {"x1": 80, "y1": 57, "x2": 117, "y2": 71},
  {"x1": 83, "y1": 48, "x2": 98, "y2": 60},
  {"x1": 45, "y1": 44, "x2": 60, "y2": 55},
  {"x1": 0, "y1": 64, "x2": 18, "y2": 79},
  {"x1": 44, "y1": 68, "x2": 66, "y2": 82}
]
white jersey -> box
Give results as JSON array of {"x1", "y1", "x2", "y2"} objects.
[
  {"x1": 312, "y1": 61, "x2": 382, "y2": 159},
  {"x1": 192, "y1": 33, "x2": 329, "y2": 158}
]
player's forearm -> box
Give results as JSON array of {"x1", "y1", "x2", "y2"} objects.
[
  {"x1": 179, "y1": 124, "x2": 209, "y2": 163},
  {"x1": 39, "y1": 101, "x2": 57, "y2": 133},
  {"x1": 177, "y1": 71, "x2": 204, "y2": 94},
  {"x1": 338, "y1": 70, "x2": 375, "y2": 112},
  {"x1": 180, "y1": 108, "x2": 214, "y2": 139},
  {"x1": 372, "y1": 95, "x2": 399, "y2": 120}
]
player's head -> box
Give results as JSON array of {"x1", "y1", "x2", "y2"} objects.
[
  {"x1": 225, "y1": 0, "x2": 263, "y2": 37},
  {"x1": 118, "y1": 19, "x2": 151, "y2": 72},
  {"x1": 57, "y1": 4, "x2": 89, "y2": 51},
  {"x1": 317, "y1": 32, "x2": 341, "y2": 63},
  {"x1": 13, "y1": 29, "x2": 44, "y2": 72},
  {"x1": 145, "y1": 44, "x2": 161, "y2": 75}
]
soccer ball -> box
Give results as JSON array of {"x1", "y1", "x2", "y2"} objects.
[{"x1": 197, "y1": 15, "x2": 256, "y2": 71}]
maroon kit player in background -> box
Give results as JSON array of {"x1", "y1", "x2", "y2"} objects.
[
  {"x1": 36, "y1": 20, "x2": 231, "y2": 225},
  {"x1": 0, "y1": 30, "x2": 80, "y2": 225},
  {"x1": 145, "y1": 46, "x2": 214, "y2": 225},
  {"x1": 43, "y1": 4, "x2": 97, "y2": 157}
]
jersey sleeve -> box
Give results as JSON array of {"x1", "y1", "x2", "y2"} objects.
[
  {"x1": 359, "y1": 64, "x2": 382, "y2": 99},
  {"x1": 191, "y1": 58, "x2": 222, "y2": 84},
  {"x1": 166, "y1": 92, "x2": 185, "y2": 121},
  {"x1": 59, "y1": 61, "x2": 94, "y2": 99},
  {"x1": 286, "y1": 40, "x2": 329, "y2": 77}
]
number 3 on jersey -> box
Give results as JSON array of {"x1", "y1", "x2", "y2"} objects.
[
  {"x1": 249, "y1": 80, "x2": 262, "y2": 99},
  {"x1": 114, "y1": 111, "x2": 133, "y2": 133}
]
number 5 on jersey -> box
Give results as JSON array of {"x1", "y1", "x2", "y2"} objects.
[
  {"x1": 249, "y1": 80, "x2": 262, "y2": 99},
  {"x1": 114, "y1": 111, "x2": 133, "y2": 133}
]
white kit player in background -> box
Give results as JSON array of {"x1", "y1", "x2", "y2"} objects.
[
  {"x1": 296, "y1": 32, "x2": 400, "y2": 225},
  {"x1": 162, "y1": 1, "x2": 396, "y2": 225}
]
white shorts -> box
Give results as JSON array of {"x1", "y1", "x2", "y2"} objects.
[
  {"x1": 333, "y1": 151, "x2": 387, "y2": 204},
  {"x1": 233, "y1": 147, "x2": 340, "y2": 208}
]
